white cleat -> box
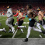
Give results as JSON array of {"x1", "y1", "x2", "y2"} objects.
[
  {"x1": 3, "y1": 28, "x2": 6, "y2": 33},
  {"x1": 12, "y1": 30, "x2": 15, "y2": 34},
  {"x1": 8, "y1": 30, "x2": 12, "y2": 33},
  {"x1": 39, "y1": 35, "x2": 42, "y2": 38},
  {"x1": 3, "y1": 28, "x2": 5, "y2": 30},
  {"x1": 0, "y1": 34, "x2": 2, "y2": 37}
]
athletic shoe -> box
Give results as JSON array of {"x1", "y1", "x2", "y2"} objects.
[
  {"x1": 12, "y1": 30, "x2": 15, "y2": 34},
  {"x1": 2, "y1": 28, "x2": 6, "y2": 33},
  {"x1": 0, "y1": 34, "x2": 2, "y2": 37},
  {"x1": 8, "y1": 30, "x2": 12, "y2": 33},
  {"x1": 39, "y1": 35, "x2": 42, "y2": 38},
  {"x1": 24, "y1": 38, "x2": 28, "y2": 42}
]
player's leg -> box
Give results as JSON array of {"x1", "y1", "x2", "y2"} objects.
[
  {"x1": 26, "y1": 26, "x2": 32, "y2": 38},
  {"x1": 12, "y1": 18, "x2": 15, "y2": 26},
  {"x1": 0, "y1": 28, "x2": 6, "y2": 32},
  {"x1": 18, "y1": 20, "x2": 25, "y2": 33},
  {"x1": 6, "y1": 19, "x2": 15, "y2": 33},
  {"x1": 36, "y1": 20, "x2": 45, "y2": 37},
  {"x1": 8, "y1": 27, "x2": 12, "y2": 33},
  {"x1": 24, "y1": 19, "x2": 36, "y2": 42},
  {"x1": 33, "y1": 27, "x2": 45, "y2": 34},
  {"x1": 7, "y1": 23, "x2": 15, "y2": 33},
  {"x1": 18, "y1": 20, "x2": 26, "y2": 28},
  {"x1": 6, "y1": 19, "x2": 12, "y2": 31},
  {"x1": 24, "y1": 26, "x2": 32, "y2": 42},
  {"x1": 33, "y1": 27, "x2": 42, "y2": 32},
  {"x1": 33, "y1": 27, "x2": 44, "y2": 38},
  {"x1": 42, "y1": 25, "x2": 45, "y2": 30},
  {"x1": 20, "y1": 29, "x2": 24, "y2": 33},
  {"x1": 37, "y1": 20, "x2": 45, "y2": 30},
  {"x1": 42, "y1": 19, "x2": 45, "y2": 30},
  {"x1": 37, "y1": 23, "x2": 41, "y2": 30}
]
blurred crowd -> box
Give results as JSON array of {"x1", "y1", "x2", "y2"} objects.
[{"x1": 0, "y1": 3, "x2": 45, "y2": 15}]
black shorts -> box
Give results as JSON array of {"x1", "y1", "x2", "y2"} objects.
[
  {"x1": 11, "y1": 19, "x2": 15, "y2": 26},
  {"x1": 38, "y1": 19, "x2": 45, "y2": 25},
  {"x1": 29, "y1": 19, "x2": 36, "y2": 27},
  {"x1": 18, "y1": 19, "x2": 23, "y2": 26}
]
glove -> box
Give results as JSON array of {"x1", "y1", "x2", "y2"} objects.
[
  {"x1": 29, "y1": 18, "x2": 31, "y2": 21},
  {"x1": 26, "y1": 15, "x2": 28, "y2": 18}
]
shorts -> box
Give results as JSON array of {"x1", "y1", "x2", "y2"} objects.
[
  {"x1": 29, "y1": 19, "x2": 36, "y2": 27},
  {"x1": 6, "y1": 18, "x2": 14, "y2": 26},
  {"x1": 11, "y1": 19, "x2": 14, "y2": 26},
  {"x1": 18, "y1": 19, "x2": 23, "y2": 26}
]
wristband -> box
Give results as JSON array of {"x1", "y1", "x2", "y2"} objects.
[
  {"x1": 29, "y1": 18, "x2": 31, "y2": 21},
  {"x1": 26, "y1": 15, "x2": 28, "y2": 18}
]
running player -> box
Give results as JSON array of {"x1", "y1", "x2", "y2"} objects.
[
  {"x1": 6, "y1": 6, "x2": 15, "y2": 34},
  {"x1": 14, "y1": 9, "x2": 26, "y2": 33},
  {"x1": 36, "y1": 7, "x2": 45, "y2": 30},
  {"x1": 24, "y1": 4, "x2": 45, "y2": 42}
]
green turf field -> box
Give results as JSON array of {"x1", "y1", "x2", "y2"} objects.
[{"x1": 0, "y1": 16, "x2": 45, "y2": 38}]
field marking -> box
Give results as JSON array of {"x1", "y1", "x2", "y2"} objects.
[
  {"x1": 12, "y1": 29, "x2": 18, "y2": 38},
  {"x1": 23, "y1": 22, "x2": 29, "y2": 24}
]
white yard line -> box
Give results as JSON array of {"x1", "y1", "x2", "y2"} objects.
[
  {"x1": 23, "y1": 22, "x2": 29, "y2": 24},
  {"x1": 12, "y1": 29, "x2": 18, "y2": 38}
]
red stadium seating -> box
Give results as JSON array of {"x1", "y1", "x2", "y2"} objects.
[{"x1": 0, "y1": 3, "x2": 45, "y2": 14}]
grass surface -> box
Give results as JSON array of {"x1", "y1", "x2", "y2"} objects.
[{"x1": 0, "y1": 16, "x2": 45, "y2": 38}]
